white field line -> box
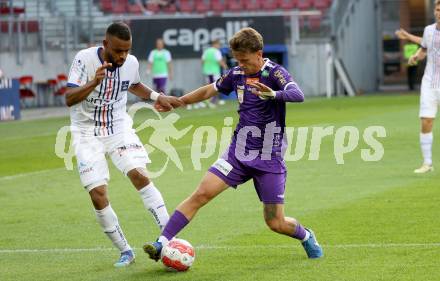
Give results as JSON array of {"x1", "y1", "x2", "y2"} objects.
[
  {"x1": 1, "y1": 243, "x2": 439, "y2": 254},
  {"x1": 0, "y1": 168, "x2": 66, "y2": 181},
  {"x1": 1, "y1": 132, "x2": 58, "y2": 142}
]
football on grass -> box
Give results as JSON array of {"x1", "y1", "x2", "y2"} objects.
[{"x1": 161, "y1": 238, "x2": 195, "y2": 271}]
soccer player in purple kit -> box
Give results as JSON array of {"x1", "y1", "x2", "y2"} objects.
[{"x1": 144, "y1": 27, "x2": 323, "y2": 260}]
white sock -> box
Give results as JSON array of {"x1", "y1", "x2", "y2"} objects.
[
  {"x1": 420, "y1": 132, "x2": 433, "y2": 166},
  {"x1": 95, "y1": 205, "x2": 131, "y2": 253},
  {"x1": 138, "y1": 182, "x2": 170, "y2": 230},
  {"x1": 302, "y1": 230, "x2": 311, "y2": 242},
  {"x1": 158, "y1": 235, "x2": 169, "y2": 245}
]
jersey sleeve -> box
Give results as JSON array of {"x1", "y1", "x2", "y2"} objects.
[
  {"x1": 147, "y1": 51, "x2": 154, "y2": 63},
  {"x1": 270, "y1": 66, "x2": 294, "y2": 91},
  {"x1": 215, "y1": 49, "x2": 223, "y2": 61},
  {"x1": 421, "y1": 26, "x2": 428, "y2": 49},
  {"x1": 213, "y1": 69, "x2": 234, "y2": 94},
  {"x1": 132, "y1": 57, "x2": 141, "y2": 85},
  {"x1": 67, "y1": 51, "x2": 88, "y2": 87},
  {"x1": 271, "y1": 66, "x2": 304, "y2": 102},
  {"x1": 166, "y1": 50, "x2": 172, "y2": 62}
]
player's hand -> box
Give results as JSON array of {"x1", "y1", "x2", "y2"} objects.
[
  {"x1": 395, "y1": 28, "x2": 410, "y2": 40},
  {"x1": 93, "y1": 61, "x2": 112, "y2": 86},
  {"x1": 155, "y1": 95, "x2": 185, "y2": 112},
  {"x1": 408, "y1": 55, "x2": 418, "y2": 66},
  {"x1": 166, "y1": 95, "x2": 185, "y2": 108},
  {"x1": 249, "y1": 82, "x2": 276, "y2": 100}
]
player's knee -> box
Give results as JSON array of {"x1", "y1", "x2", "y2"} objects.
[
  {"x1": 127, "y1": 168, "x2": 150, "y2": 189},
  {"x1": 192, "y1": 188, "x2": 212, "y2": 206},
  {"x1": 89, "y1": 187, "x2": 108, "y2": 209},
  {"x1": 422, "y1": 118, "x2": 434, "y2": 126},
  {"x1": 265, "y1": 218, "x2": 283, "y2": 233}
]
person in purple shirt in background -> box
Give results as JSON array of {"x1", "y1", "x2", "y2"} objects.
[{"x1": 144, "y1": 27, "x2": 323, "y2": 260}]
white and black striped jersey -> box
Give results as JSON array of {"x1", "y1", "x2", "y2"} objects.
[{"x1": 67, "y1": 46, "x2": 140, "y2": 136}]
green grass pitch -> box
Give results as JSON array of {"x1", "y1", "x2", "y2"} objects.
[{"x1": 1, "y1": 94, "x2": 439, "y2": 281}]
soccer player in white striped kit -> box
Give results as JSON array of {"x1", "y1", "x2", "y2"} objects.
[
  {"x1": 65, "y1": 22, "x2": 184, "y2": 267},
  {"x1": 409, "y1": 0, "x2": 440, "y2": 173}
]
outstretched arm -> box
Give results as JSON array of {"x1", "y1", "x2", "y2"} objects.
[
  {"x1": 179, "y1": 84, "x2": 218, "y2": 105},
  {"x1": 395, "y1": 28, "x2": 422, "y2": 45},
  {"x1": 129, "y1": 83, "x2": 184, "y2": 111},
  {"x1": 128, "y1": 82, "x2": 156, "y2": 100}
]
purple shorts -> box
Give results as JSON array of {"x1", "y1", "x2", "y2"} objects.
[
  {"x1": 208, "y1": 149, "x2": 287, "y2": 204},
  {"x1": 153, "y1": 77, "x2": 167, "y2": 93}
]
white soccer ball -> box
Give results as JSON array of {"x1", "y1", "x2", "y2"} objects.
[{"x1": 161, "y1": 238, "x2": 195, "y2": 271}]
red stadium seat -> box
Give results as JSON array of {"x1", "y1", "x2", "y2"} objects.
[
  {"x1": 297, "y1": 0, "x2": 313, "y2": 10},
  {"x1": 0, "y1": 5, "x2": 25, "y2": 15},
  {"x1": 100, "y1": 0, "x2": 113, "y2": 12},
  {"x1": 19, "y1": 76, "x2": 36, "y2": 107},
  {"x1": 211, "y1": 0, "x2": 225, "y2": 14},
  {"x1": 19, "y1": 76, "x2": 33, "y2": 86},
  {"x1": 308, "y1": 15, "x2": 322, "y2": 31},
  {"x1": 146, "y1": 2, "x2": 160, "y2": 13},
  {"x1": 259, "y1": 0, "x2": 279, "y2": 10},
  {"x1": 54, "y1": 74, "x2": 67, "y2": 105},
  {"x1": 243, "y1": 0, "x2": 260, "y2": 11},
  {"x1": 314, "y1": 0, "x2": 331, "y2": 10},
  {"x1": 0, "y1": 20, "x2": 39, "y2": 33},
  {"x1": 279, "y1": 0, "x2": 296, "y2": 10},
  {"x1": 163, "y1": 3, "x2": 177, "y2": 13},
  {"x1": 128, "y1": 3, "x2": 143, "y2": 14},
  {"x1": 226, "y1": 0, "x2": 243, "y2": 12},
  {"x1": 112, "y1": 0, "x2": 127, "y2": 14},
  {"x1": 26, "y1": 21, "x2": 39, "y2": 32},
  {"x1": 195, "y1": 0, "x2": 209, "y2": 13},
  {"x1": 179, "y1": 0, "x2": 194, "y2": 13},
  {"x1": 47, "y1": 79, "x2": 57, "y2": 87},
  {"x1": 55, "y1": 74, "x2": 67, "y2": 96}
]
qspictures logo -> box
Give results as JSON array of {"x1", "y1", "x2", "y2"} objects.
[{"x1": 55, "y1": 102, "x2": 387, "y2": 178}]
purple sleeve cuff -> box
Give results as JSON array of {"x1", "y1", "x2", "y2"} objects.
[{"x1": 274, "y1": 83, "x2": 304, "y2": 102}]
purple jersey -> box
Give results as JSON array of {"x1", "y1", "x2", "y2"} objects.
[{"x1": 214, "y1": 59, "x2": 304, "y2": 164}]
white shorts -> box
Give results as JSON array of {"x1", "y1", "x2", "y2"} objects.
[
  {"x1": 73, "y1": 130, "x2": 150, "y2": 191},
  {"x1": 420, "y1": 83, "x2": 440, "y2": 118}
]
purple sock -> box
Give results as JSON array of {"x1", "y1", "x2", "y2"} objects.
[
  {"x1": 161, "y1": 210, "x2": 189, "y2": 241},
  {"x1": 292, "y1": 224, "x2": 307, "y2": 240}
]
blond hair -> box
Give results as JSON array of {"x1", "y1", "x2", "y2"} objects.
[{"x1": 229, "y1": 27, "x2": 264, "y2": 53}]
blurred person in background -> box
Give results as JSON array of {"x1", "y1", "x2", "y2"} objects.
[
  {"x1": 405, "y1": 1, "x2": 440, "y2": 173},
  {"x1": 201, "y1": 39, "x2": 227, "y2": 108},
  {"x1": 395, "y1": 28, "x2": 421, "y2": 90},
  {"x1": 147, "y1": 38, "x2": 173, "y2": 94}
]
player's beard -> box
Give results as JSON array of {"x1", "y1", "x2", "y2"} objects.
[{"x1": 106, "y1": 52, "x2": 124, "y2": 68}]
